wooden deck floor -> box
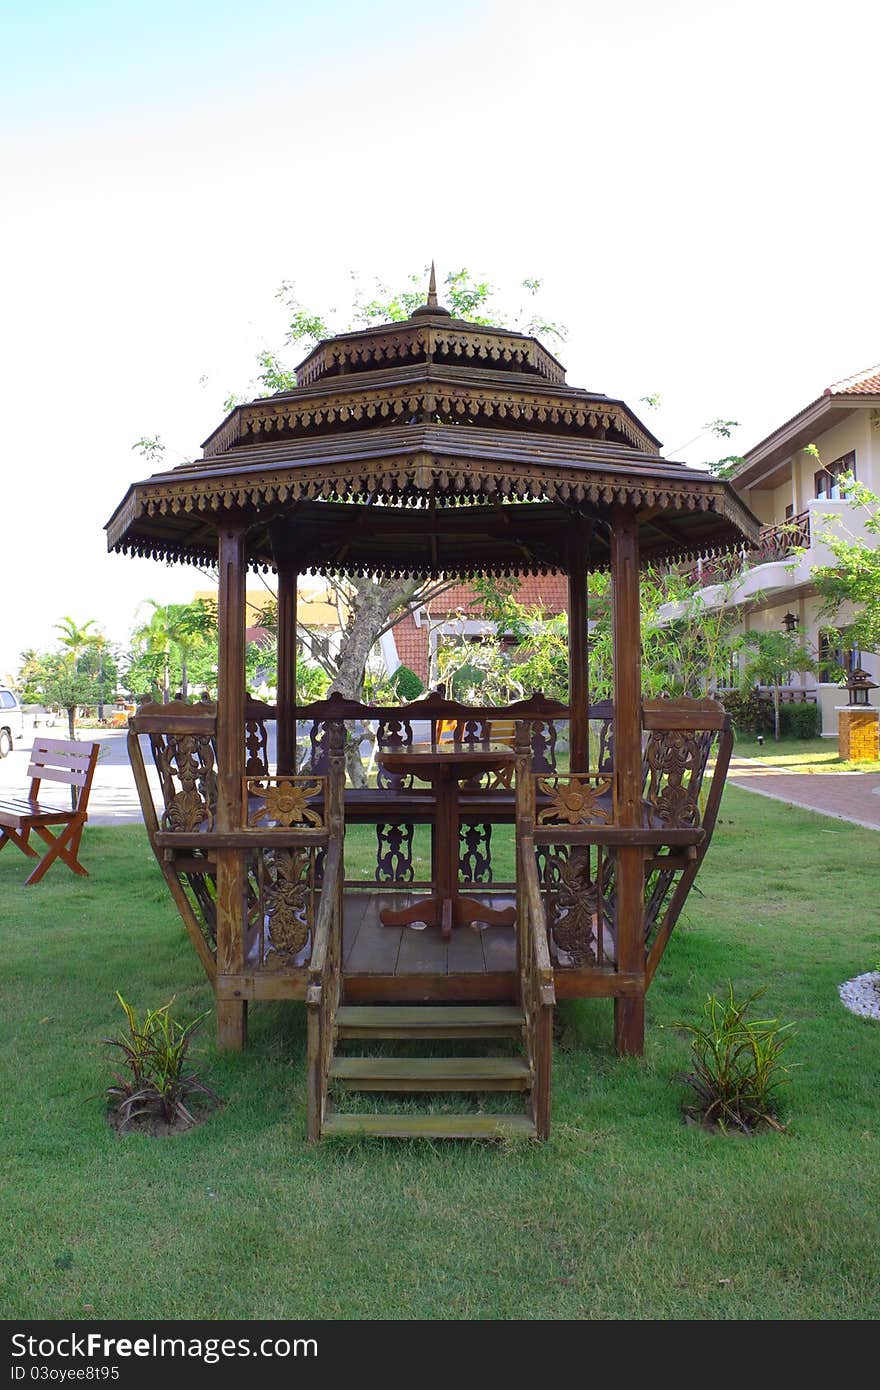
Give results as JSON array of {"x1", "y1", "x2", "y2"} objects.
[{"x1": 342, "y1": 891, "x2": 518, "y2": 1002}]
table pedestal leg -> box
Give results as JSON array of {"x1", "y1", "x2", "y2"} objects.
[{"x1": 378, "y1": 764, "x2": 516, "y2": 938}]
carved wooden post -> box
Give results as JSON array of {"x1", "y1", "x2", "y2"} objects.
[
  {"x1": 271, "y1": 523, "x2": 297, "y2": 777},
  {"x1": 215, "y1": 519, "x2": 248, "y2": 1050},
  {"x1": 611, "y1": 507, "x2": 646, "y2": 1055},
  {"x1": 567, "y1": 520, "x2": 590, "y2": 772}
]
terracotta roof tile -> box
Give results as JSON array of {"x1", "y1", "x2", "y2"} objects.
[
  {"x1": 389, "y1": 575, "x2": 569, "y2": 684},
  {"x1": 435, "y1": 576, "x2": 568, "y2": 614},
  {"x1": 825, "y1": 363, "x2": 880, "y2": 396}
]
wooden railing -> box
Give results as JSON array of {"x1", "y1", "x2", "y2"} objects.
[
  {"x1": 514, "y1": 724, "x2": 555, "y2": 1137},
  {"x1": 516, "y1": 831, "x2": 555, "y2": 1139},
  {"x1": 755, "y1": 509, "x2": 811, "y2": 561},
  {"x1": 306, "y1": 835, "x2": 344, "y2": 1142}
]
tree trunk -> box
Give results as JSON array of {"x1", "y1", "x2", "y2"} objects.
[
  {"x1": 181, "y1": 651, "x2": 189, "y2": 701},
  {"x1": 329, "y1": 577, "x2": 411, "y2": 787},
  {"x1": 773, "y1": 684, "x2": 781, "y2": 741}
]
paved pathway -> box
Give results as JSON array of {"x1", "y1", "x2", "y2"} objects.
[{"x1": 728, "y1": 756, "x2": 880, "y2": 831}]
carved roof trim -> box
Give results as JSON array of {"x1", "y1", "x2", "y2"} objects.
[
  {"x1": 201, "y1": 375, "x2": 661, "y2": 459},
  {"x1": 293, "y1": 313, "x2": 567, "y2": 389}
]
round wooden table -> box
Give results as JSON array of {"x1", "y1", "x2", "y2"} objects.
[{"x1": 376, "y1": 741, "x2": 517, "y2": 939}]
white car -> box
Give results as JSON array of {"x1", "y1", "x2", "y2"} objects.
[{"x1": 0, "y1": 688, "x2": 25, "y2": 757}]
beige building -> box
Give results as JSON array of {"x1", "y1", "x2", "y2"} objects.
[{"x1": 660, "y1": 363, "x2": 880, "y2": 734}]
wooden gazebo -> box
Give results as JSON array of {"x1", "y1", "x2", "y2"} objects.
[{"x1": 107, "y1": 275, "x2": 759, "y2": 1140}]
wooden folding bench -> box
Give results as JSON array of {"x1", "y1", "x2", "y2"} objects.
[{"x1": 0, "y1": 738, "x2": 100, "y2": 885}]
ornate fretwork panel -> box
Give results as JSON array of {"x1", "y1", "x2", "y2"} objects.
[
  {"x1": 245, "y1": 776, "x2": 325, "y2": 829},
  {"x1": 255, "y1": 847, "x2": 316, "y2": 969},
  {"x1": 244, "y1": 719, "x2": 269, "y2": 777},
  {"x1": 459, "y1": 821, "x2": 492, "y2": 884},
  {"x1": 642, "y1": 729, "x2": 714, "y2": 829},
  {"x1": 540, "y1": 845, "x2": 613, "y2": 967},
  {"x1": 376, "y1": 719, "x2": 414, "y2": 791},
  {"x1": 375, "y1": 822, "x2": 415, "y2": 883},
  {"x1": 149, "y1": 733, "x2": 217, "y2": 832},
  {"x1": 536, "y1": 772, "x2": 614, "y2": 826}
]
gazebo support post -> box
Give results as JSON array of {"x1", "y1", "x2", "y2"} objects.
[
  {"x1": 271, "y1": 527, "x2": 298, "y2": 776},
  {"x1": 215, "y1": 519, "x2": 248, "y2": 1050},
  {"x1": 567, "y1": 521, "x2": 590, "y2": 772},
  {"x1": 611, "y1": 507, "x2": 646, "y2": 1055}
]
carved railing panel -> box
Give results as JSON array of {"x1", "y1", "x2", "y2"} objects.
[
  {"x1": 642, "y1": 729, "x2": 714, "y2": 830},
  {"x1": 459, "y1": 821, "x2": 492, "y2": 883},
  {"x1": 375, "y1": 718, "x2": 415, "y2": 791},
  {"x1": 244, "y1": 718, "x2": 269, "y2": 777},
  {"x1": 306, "y1": 719, "x2": 330, "y2": 775},
  {"x1": 590, "y1": 703, "x2": 615, "y2": 772},
  {"x1": 538, "y1": 842, "x2": 613, "y2": 966},
  {"x1": 253, "y1": 846, "x2": 317, "y2": 970},
  {"x1": 149, "y1": 732, "x2": 217, "y2": 832},
  {"x1": 375, "y1": 821, "x2": 415, "y2": 883},
  {"x1": 244, "y1": 775, "x2": 326, "y2": 829},
  {"x1": 528, "y1": 719, "x2": 558, "y2": 773}
]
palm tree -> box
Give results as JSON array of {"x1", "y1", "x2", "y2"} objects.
[
  {"x1": 52, "y1": 617, "x2": 102, "y2": 754},
  {"x1": 132, "y1": 600, "x2": 217, "y2": 703},
  {"x1": 131, "y1": 603, "x2": 175, "y2": 704},
  {"x1": 55, "y1": 616, "x2": 99, "y2": 666}
]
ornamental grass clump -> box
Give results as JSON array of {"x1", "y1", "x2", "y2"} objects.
[
  {"x1": 104, "y1": 993, "x2": 219, "y2": 1133},
  {"x1": 674, "y1": 983, "x2": 795, "y2": 1134}
]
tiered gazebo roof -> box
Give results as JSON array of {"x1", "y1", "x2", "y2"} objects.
[{"x1": 106, "y1": 274, "x2": 759, "y2": 573}]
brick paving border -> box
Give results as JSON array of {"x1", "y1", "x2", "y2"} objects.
[{"x1": 728, "y1": 757, "x2": 880, "y2": 831}]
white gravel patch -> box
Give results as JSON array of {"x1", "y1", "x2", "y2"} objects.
[{"x1": 838, "y1": 971, "x2": 880, "y2": 1021}]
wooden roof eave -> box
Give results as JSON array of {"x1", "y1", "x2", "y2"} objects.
[
  {"x1": 106, "y1": 433, "x2": 758, "y2": 555},
  {"x1": 200, "y1": 373, "x2": 663, "y2": 459}
]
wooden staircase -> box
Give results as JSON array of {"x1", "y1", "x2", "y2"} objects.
[
  {"x1": 321, "y1": 1004, "x2": 540, "y2": 1140},
  {"x1": 306, "y1": 730, "x2": 557, "y2": 1141}
]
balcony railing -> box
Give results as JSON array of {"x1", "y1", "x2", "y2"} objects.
[{"x1": 754, "y1": 509, "x2": 811, "y2": 563}]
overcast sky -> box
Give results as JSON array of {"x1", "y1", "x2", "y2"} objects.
[{"x1": 2, "y1": 0, "x2": 878, "y2": 679}]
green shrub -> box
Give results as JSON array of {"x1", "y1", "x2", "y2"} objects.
[
  {"x1": 390, "y1": 664, "x2": 425, "y2": 701},
  {"x1": 674, "y1": 982, "x2": 795, "y2": 1133},
  {"x1": 104, "y1": 994, "x2": 219, "y2": 1131},
  {"x1": 778, "y1": 702, "x2": 820, "y2": 739},
  {"x1": 451, "y1": 661, "x2": 486, "y2": 700},
  {"x1": 720, "y1": 688, "x2": 766, "y2": 735}
]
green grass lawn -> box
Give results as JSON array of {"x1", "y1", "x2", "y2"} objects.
[
  {"x1": 2, "y1": 787, "x2": 879, "y2": 1321},
  {"x1": 733, "y1": 735, "x2": 880, "y2": 774}
]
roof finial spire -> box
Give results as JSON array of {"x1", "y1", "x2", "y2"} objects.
[{"x1": 411, "y1": 261, "x2": 451, "y2": 318}]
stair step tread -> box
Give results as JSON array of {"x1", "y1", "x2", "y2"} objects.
[
  {"x1": 332, "y1": 1056, "x2": 530, "y2": 1079},
  {"x1": 322, "y1": 1112, "x2": 537, "y2": 1139},
  {"x1": 336, "y1": 1005, "x2": 524, "y2": 1038}
]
